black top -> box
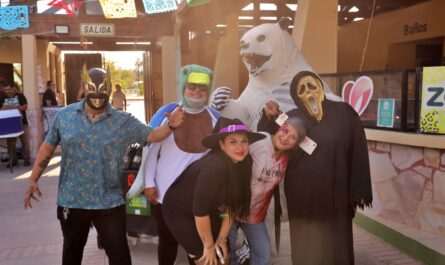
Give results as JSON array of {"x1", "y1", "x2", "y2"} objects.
[
  {"x1": 42, "y1": 88, "x2": 58, "y2": 106},
  {"x1": 0, "y1": 93, "x2": 28, "y2": 125},
  {"x1": 162, "y1": 151, "x2": 239, "y2": 257},
  {"x1": 258, "y1": 100, "x2": 372, "y2": 265}
]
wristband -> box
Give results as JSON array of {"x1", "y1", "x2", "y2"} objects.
[{"x1": 216, "y1": 236, "x2": 227, "y2": 242}]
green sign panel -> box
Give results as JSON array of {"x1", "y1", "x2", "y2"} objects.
[{"x1": 377, "y1": 99, "x2": 395, "y2": 128}]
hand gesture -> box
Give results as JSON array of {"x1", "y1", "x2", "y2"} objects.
[
  {"x1": 23, "y1": 182, "x2": 42, "y2": 209},
  {"x1": 210, "y1": 87, "x2": 232, "y2": 111},
  {"x1": 165, "y1": 106, "x2": 184, "y2": 129},
  {"x1": 144, "y1": 187, "x2": 158, "y2": 205},
  {"x1": 215, "y1": 239, "x2": 228, "y2": 264},
  {"x1": 264, "y1": 100, "x2": 280, "y2": 119},
  {"x1": 198, "y1": 245, "x2": 217, "y2": 265}
]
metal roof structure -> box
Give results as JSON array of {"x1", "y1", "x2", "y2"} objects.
[{"x1": 0, "y1": 0, "x2": 432, "y2": 51}]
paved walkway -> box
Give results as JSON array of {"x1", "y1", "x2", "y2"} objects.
[{"x1": 0, "y1": 158, "x2": 424, "y2": 265}]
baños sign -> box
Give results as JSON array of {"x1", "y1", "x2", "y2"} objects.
[{"x1": 80, "y1": 23, "x2": 115, "y2": 37}]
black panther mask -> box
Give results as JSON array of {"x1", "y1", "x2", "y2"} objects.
[{"x1": 81, "y1": 66, "x2": 112, "y2": 111}]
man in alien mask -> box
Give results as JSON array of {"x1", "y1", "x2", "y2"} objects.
[
  {"x1": 143, "y1": 64, "x2": 219, "y2": 265},
  {"x1": 258, "y1": 71, "x2": 372, "y2": 265},
  {"x1": 23, "y1": 66, "x2": 184, "y2": 265}
]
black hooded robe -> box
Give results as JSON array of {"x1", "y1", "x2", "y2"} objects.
[{"x1": 259, "y1": 100, "x2": 372, "y2": 265}]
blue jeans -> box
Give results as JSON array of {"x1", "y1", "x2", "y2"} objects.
[{"x1": 228, "y1": 221, "x2": 271, "y2": 265}]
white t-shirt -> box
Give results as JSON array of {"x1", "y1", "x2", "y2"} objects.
[
  {"x1": 245, "y1": 133, "x2": 288, "y2": 224},
  {"x1": 143, "y1": 108, "x2": 218, "y2": 204}
]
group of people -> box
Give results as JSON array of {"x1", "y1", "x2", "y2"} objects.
[{"x1": 22, "y1": 63, "x2": 372, "y2": 265}]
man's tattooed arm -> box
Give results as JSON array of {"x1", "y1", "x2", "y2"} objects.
[
  {"x1": 37, "y1": 155, "x2": 52, "y2": 176},
  {"x1": 24, "y1": 143, "x2": 56, "y2": 209},
  {"x1": 28, "y1": 143, "x2": 56, "y2": 185}
]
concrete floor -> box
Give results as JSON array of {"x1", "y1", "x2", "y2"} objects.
[{"x1": 0, "y1": 156, "x2": 424, "y2": 265}]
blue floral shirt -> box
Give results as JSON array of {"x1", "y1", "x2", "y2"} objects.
[{"x1": 45, "y1": 100, "x2": 152, "y2": 209}]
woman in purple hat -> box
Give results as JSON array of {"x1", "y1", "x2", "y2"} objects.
[{"x1": 162, "y1": 117, "x2": 265, "y2": 265}]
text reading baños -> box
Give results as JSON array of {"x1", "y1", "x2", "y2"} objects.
[{"x1": 404, "y1": 22, "x2": 427, "y2": 36}]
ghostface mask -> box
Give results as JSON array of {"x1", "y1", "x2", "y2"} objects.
[
  {"x1": 81, "y1": 66, "x2": 112, "y2": 111},
  {"x1": 290, "y1": 71, "x2": 325, "y2": 122}
]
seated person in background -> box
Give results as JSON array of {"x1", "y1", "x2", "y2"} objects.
[
  {"x1": 42, "y1": 80, "x2": 58, "y2": 107},
  {"x1": 0, "y1": 82, "x2": 31, "y2": 167}
]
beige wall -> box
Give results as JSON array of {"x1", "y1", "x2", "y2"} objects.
[
  {"x1": 338, "y1": 0, "x2": 445, "y2": 72},
  {"x1": 0, "y1": 40, "x2": 22, "y2": 63},
  {"x1": 37, "y1": 40, "x2": 49, "y2": 91},
  {"x1": 0, "y1": 39, "x2": 55, "y2": 89},
  {"x1": 212, "y1": 13, "x2": 240, "y2": 96},
  {"x1": 152, "y1": 52, "x2": 163, "y2": 111},
  {"x1": 293, "y1": 0, "x2": 338, "y2": 73}
]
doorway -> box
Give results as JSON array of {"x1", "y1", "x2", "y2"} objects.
[
  {"x1": 415, "y1": 44, "x2": 443, "y2": 67},
  {"x1": 62, "y1": 51, "x2": 154, "y2": 123}
]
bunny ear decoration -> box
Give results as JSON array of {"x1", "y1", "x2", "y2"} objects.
[{"x1": 341, "y1": 76, "x2": 374, "y2": 116}]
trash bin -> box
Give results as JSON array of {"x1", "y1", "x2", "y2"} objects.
[{"x1": 121, "y1": 169, "x2": 157, "y2": 237}]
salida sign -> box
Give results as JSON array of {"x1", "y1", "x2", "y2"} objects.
[{"x1": 80, "y1": 23, "x2": 115, "y2": 37}]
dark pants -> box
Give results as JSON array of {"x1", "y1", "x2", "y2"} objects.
[
  {"x1": 57, "y1": 205, "x2": 131, "y2": 265},
  {"x1": 7, "y1": 124, "x2": 30, "y2": 164},
  {"x1": 152, "y1": 203, "x2": 194, "y2": 265}
]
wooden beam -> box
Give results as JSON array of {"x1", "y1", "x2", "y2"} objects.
[{"x1": 1, "y1": 14, "x2": 174, "y2": 40}]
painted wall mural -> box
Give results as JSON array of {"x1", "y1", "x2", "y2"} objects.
[{"x1": 367, "y1": 141, "x2": 445, "y2": 236}]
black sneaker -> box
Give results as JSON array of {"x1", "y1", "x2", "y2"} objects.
[{"x1": 23, "y1": 161, "x2": 31, "y2": 167}]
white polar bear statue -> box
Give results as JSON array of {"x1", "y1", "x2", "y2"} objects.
[{"x1": 213, "y1": 18, "x2": 338, "y2": 129}]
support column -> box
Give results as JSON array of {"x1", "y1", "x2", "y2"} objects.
[
  {"x1": 22, "y1": 35, "x2": 43, "y2": 162},
  {"x1": 49, "y1": 52, "x2": 56, "y2": 84},
  {"x1": 442, "y1": 37, "x2": 445, "y2": 65},
  {"x1": 212, "y1": 13, "x2": 240, "y2": 97},
  {"x1": 160, "y1": 36, "x2": 178, "y2": 104},
  {"x1": 292, "y1": 0, "x2": 338, "y2": 73}
]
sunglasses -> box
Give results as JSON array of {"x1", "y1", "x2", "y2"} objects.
[{"x1": 186, "y1": 83, "x2": 208, "y2": 93}]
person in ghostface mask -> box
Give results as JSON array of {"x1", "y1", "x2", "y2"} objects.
[
  {"x1": 142, "y1": 64, "x2": 219, "y2": 265},
  {"x1": 23, "y1": 66, "x2": 184, "y2": 265},
  {"x1": 258, "y1": 71, "x2": 372, "y2": 265}
]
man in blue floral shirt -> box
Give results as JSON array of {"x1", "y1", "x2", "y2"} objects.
[{"x1": 23, "y1": 68, "x2": 184, "y2": 265}]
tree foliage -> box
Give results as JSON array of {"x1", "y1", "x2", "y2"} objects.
[{"x1": 104, "y1": 59, "x2": 137, "y2": 93}]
